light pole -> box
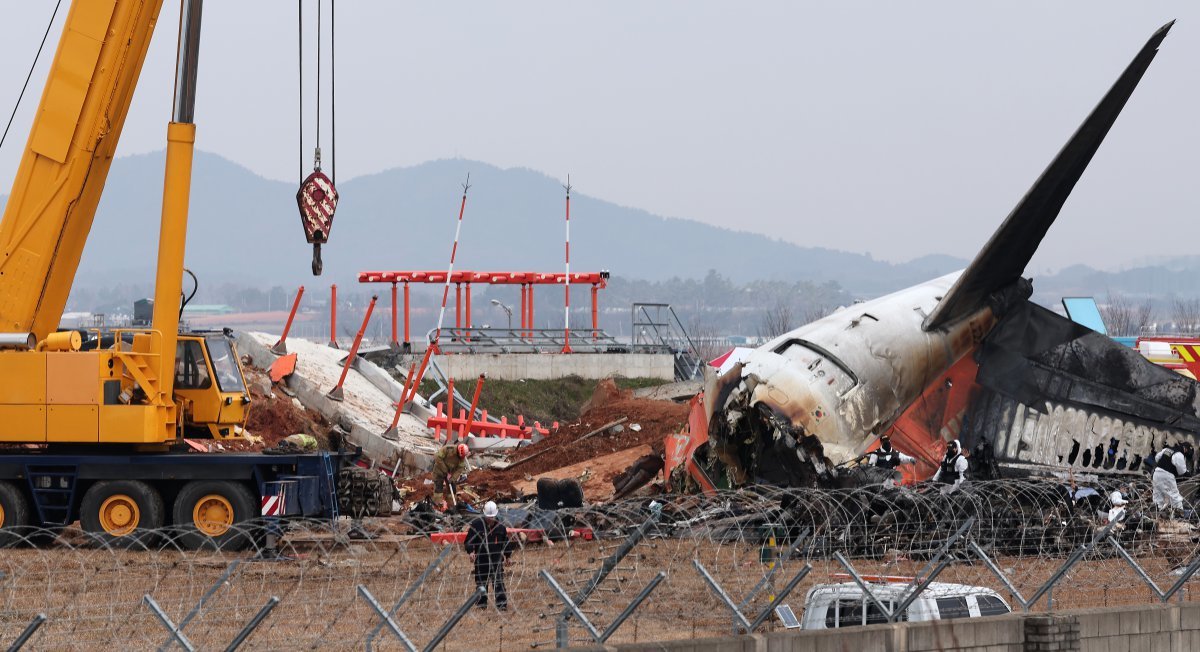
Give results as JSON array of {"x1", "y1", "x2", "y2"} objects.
[{"x1": 490, "y1": 299, "x2": 513, "y2": 330}]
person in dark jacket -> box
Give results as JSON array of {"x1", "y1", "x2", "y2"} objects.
[{"x1": 464, "y1": 500, "x2": 513, "y2": 610}]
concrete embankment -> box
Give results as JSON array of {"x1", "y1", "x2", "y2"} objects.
[{"x1": 236, "y1": 332, "x2": 435, "y2": 474}]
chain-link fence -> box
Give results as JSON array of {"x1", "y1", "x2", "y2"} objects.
[{"x1": 2, "y1": 477, "x2": 1199, "y2": 650}]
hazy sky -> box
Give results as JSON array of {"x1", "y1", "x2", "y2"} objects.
[{"x1": 1, "y1": 2, "x2": 1197, "y2": 275}]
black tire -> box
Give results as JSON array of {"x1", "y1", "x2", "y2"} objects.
[
  {"x1": 0, "y1": 481, "x2": 30, "y2": 547},
  {"x1": 536, "y1": 478, "x2": 584, "y2": 510},
  {"x1": 171, "y1": 480, "x2": 257, "y2": 551},
  {"x1": 536, "y1": 478, "x2": 560, "y2": 510},
  {"x1": 79, "y1": 480, "x2": 164, "y2": 548},
  {"x1": 337, "y1": 467, "x2": 392, "y2": 517},
  {"x1": 558, "y1": 479, "x2": 584, "y2": 508}
]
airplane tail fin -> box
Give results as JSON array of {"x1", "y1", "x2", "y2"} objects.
[{"x1": 922, "y1": 21, "x2": 1173, "y2": 332}]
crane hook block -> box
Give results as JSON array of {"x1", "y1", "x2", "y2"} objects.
[{"x1": 296, "y1": 169, "x2": 339, "y2": 276}]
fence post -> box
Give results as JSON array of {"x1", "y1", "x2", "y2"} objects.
[
  {"x1": 6, "y1": 613, "x2": 46, "y2": 652},
  {"x1": 423, "y1": 587, "x2": 486, "y2": 652},
  {"x1": 223, "y1": 597, "x2": 279, "y2": 652},
  {"x1": 156, "y1": 559, "x2": 243, "y2": 651},
  {"x1": 358, "y1": 586, "x2": 417, "y2": 652},
  {"x1": 143, "y1": 595, "x2": 196, "y2": 652},
  {"x1": 365, "y1": 545, "x2": 455, "y2": 649},
  {"x1": 556, "y1": 513, "x2": 659, "y2": 648}
]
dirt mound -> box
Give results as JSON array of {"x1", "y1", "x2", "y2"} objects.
[
  {"x1": 237, "y1": 366, "x2": 331, "y2": 450},
  {"x1": 482, "y1": 390, "x2": 688, "y2": 499},
  {"x1": 579, "y1": 377, "x2": 628, "y2": 415},
  {"x1": 395, "y1": 386, "x2": 690, "y2": 505}
]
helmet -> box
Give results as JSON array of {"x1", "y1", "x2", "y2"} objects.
[
  {"x1": 483, "y1": 501, "x2": 498, "y2": 518},
  {"x1": 457, "y1": 443, "x2": 470, "y2": 459}
]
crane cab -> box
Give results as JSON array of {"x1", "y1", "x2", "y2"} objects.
[{"x1": 173, "y1": 333, "x2": 250, "y2": 439}]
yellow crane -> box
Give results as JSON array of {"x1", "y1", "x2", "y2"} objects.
[
  {"x1": 0, "y1": 0, "x2": 244, "y2": 445},
  {"x1": 0, "y1": 0, "x2": 369, "y2": 548}
]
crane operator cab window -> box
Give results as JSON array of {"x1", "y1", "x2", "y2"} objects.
[
  {"x1": 175, "y1": 340, "x2": 212, "y2": 390},
  {"x1": 206, "y1": 336, "x2": 245, "y2": 393}
]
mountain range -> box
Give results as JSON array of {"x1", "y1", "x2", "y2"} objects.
[{"x1": 2, "y1": 150, "x2": 1197, "y2": 307}]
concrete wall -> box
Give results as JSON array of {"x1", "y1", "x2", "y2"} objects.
[
  {"x1": 1077, "y1": 603, "x2": 1200, "y2": 652},
  {"x1": 574, "y1": 602, "x2": 1200, "y2": 652},
  {"x1": 438, "y1": 352, "x2": 675, "y2": 381}
]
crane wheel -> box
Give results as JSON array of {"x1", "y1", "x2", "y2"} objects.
[
  {"x1": 172, "y1": 480, "x2": 256, "y2": 551},
  {"x1": 0, "y1": 481, "x2": 31, "y2": 548},
  {"x1": 80, "y1": 481, "x2": 164, "y2": 548}
]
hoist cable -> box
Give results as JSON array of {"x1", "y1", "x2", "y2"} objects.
[
  {"x1": 298, "y1": 0, "x2": 303, "y2": 182},
  {"x1": 315, "y1": 0, "x2": 321, "y2": 154},
  {"x1": 0, "y1": 0, "x2": 64, "y2": 153},
  {"x1": 331, "y1": 0, "x2": 336, "y2": 184}
]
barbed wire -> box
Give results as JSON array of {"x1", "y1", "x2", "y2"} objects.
[{"x1": 1, "y1": 477, "x2": 1198, "y2": 649}]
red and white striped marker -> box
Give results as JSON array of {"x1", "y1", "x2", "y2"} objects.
[
  {"x1": 562, "y1": 177, "x2": 572, "y2": 353},
  {"x1": 434, "y1": 175, "x2": 471, "y2": 346},
  {"x1": 261, "y1": 495, "x2": 283, "y2": 517}
]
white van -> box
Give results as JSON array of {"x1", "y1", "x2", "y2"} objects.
[{"x1": 800, "y1": 578, "x2": 1011, "y2": 629}]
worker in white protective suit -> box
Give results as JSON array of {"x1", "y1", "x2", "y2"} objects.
[
  {"x1": 1108, "y1": 484, "x2": 1129, "y2": 524},
  {"x1": 931, "y1": 440, "x2": 968, "y2": 494},
  {"x1": 1152, "y1": 442, "x2": 1188, "y2": 512}
]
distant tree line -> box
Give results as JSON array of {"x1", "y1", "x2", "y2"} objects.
[{"x1": 64, "y1": 269, "x2": 853, "y2": 342}]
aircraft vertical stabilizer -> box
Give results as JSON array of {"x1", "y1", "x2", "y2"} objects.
[{"x1": 922, "y1": 22, "x2": 1173, "y2": 332}]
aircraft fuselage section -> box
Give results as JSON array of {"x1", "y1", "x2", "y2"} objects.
[{"x1": 715, "y1": 272, "x2": 997, "y2": 476}]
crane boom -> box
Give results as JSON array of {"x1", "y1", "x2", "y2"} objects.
[{"x1": 0, "y1": 0, "x2": 166, "y2": 340}]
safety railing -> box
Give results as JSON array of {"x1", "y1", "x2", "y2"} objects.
[{"x1": 425, "y1": 327, "x2": 625, "y2": 354}]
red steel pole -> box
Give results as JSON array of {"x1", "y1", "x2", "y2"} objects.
[
  {"x1": 519, "y1": 284, "x2": 528, "y2": 338},
  {"x1": 455, "y1": 283, "x2": 462, "y2": 335},
  {"x1": 445, "y1": 376, "x2": 456, "y2": 442},
  {"x1": 328, "y1": 283, "x2": 339, "y2": 348},
  {"x1": 327, "y1": 295, "x2": 377, "y2": 401},
  {"x1": 562, "y1": 179, "x2": 572, "y2": 353},
  {"x1": 384, "y1": 360, "x2": 419, "y2": 440},
  {"x1": 390, "y1": 282, "x2": 399, "y2": 349},
  {"x1": 385, "y1": 346, "x2": 435, "y2": 438},
  {"x1": 591, "y1": 283, "x2": 599, "y2": 341},
  {"x1": 465, "y1": 283, "x2": 472, "y2": 342},
  {"x1": 403, "y1": 281, "x2": 411, "y2": 350},
  {"x1": 460, "y1": 373, "x2": 486, "y2": 440},
  {"x1": 271, "y1": 285, "x2": 305, "y2": 355}
]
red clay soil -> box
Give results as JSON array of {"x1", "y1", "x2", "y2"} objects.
[
  {"x1": 230, "y1": 367, "x2": 331, "y2": 451},
  {"x1": 397, "y1": 379, "x2": 689, "y2": 504},
  {"x1": 500, "y1": 379, "x2": 688, "y2": 478},
  {"x1": 416, "y1": 380, "x2": 688, "y2": 503}
]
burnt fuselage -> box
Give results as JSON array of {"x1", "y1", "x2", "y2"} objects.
[{"x1": 710, "y1": 273, "x2": 996, "y2": 485}]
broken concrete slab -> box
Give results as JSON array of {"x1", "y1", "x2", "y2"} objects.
[{"x1": 236, "y1": 331, "x2": 435, "y2": 475}]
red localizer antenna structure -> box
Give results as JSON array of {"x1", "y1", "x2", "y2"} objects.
[{"x1": 561, "y1": 177, "x2": 572, "y2": 353}]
